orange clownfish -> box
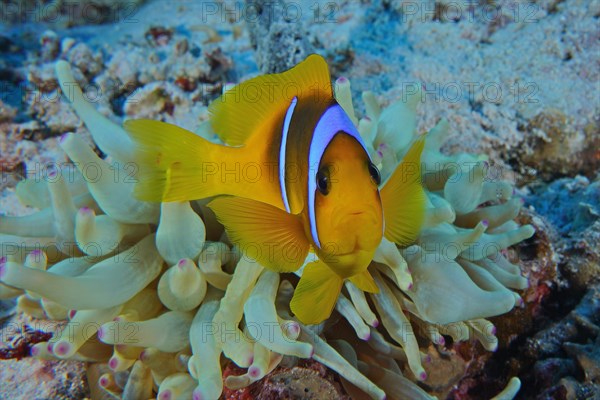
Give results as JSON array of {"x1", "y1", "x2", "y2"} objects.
[{"x1": 125, "y1": 54, "x2": 425, "y2": 324}]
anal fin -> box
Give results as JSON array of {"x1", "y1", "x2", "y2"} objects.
[
  {"x1": 290, "y1": 259, "x2": 343, "y2": 325},
  {"x1": 348, "y1": 269, "x2": 379, "y2": 293}
]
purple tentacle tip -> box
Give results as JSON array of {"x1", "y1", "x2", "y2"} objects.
[
  {"x1": 289, "y1": 323, "x2": 300, "y2": 334},
  {"x1": 69, "y1": 310, "x2": 77, "y2": 319},
  {"x1": 407, "y1": 282, "x2": 413, "y2": 291},
  {"x1": 193, "y1": 390, "x2": 203, "y2": 400},
  {"x1": 97, "y1": 326, "x2": 105, "y2": 340},
  {"x1": 55, "y1": 342, "x2": 69, "y2": 356},
  {"x1": 248, "y1": 366, "x2": 260, "y2": 379},
  {"x1": 0, "y1": 257, "x2": 6, "y2": 279},
  {"x1": 59, "y1": 133, "x2": 68, "y2": 144},
  {"x1": 178, "y1": 258, "x2": 187, "y2": 267},
  {"x1": 482, "y1": 219, "x2": 489, "y2": 227},
  {"x1": 419, "y1": 371, "x2": 428, "y2": 381},
  {"x1": 438, "y1": 336, "x2": 445, "y2": 345},
  {"x1": 159, "y1": 390, "x2": 172, "y2": 400},
  {"x1": 337, "y1": 76, "x2": 348, "y2": 84},
  {"x1": 109, "y1": 357, "x2": 118, "y2": 370},
  {"x1": 371, "y1": 319, "x2": 380, "y2": 328},
  {"x1": 491, "y1": 326, "x2": 497, "y2": 336}
]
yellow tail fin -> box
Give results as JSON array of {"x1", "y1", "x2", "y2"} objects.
[
  {"x1": 125, "y1": 119, "x2": 224, "y2": 202},
  {"x1": 380, "y1": 137, "x2": 426, "y2": 246}
]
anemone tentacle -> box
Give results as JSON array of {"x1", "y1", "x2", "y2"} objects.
[{"x1": 0, "y1": 60, "x2": 535, "y2": 400}]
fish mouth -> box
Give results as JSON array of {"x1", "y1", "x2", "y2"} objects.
[{"x1": 333, "y1": 207, "x2": 379, "y2": 226}]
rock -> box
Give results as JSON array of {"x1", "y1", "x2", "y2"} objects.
[
  {"x1": 422, "y1": 344, "x2": 468, "y2": 398},
  {"x1": 0, "y1": 35, "x2": 14, "y2": 52},
  {"x1": 222, "y1": 359, "x2": 349, "y2": 400},
  {"x1": 245, "y1": 0, "x2": 314, "y2": 73},
  {"x1": 0, "y1": 357, "x2": 89, "y2": 399},
  {"x1": 66, "y1": 43, "x2": 103, "y2": 79},
  {"x1": 40, "y1": 30, "x2": 60, "y2": 62},
  {"x1": 527, "y1": 176, "x2": 600, "y2": 290},
  {"x1": 523, "y1": 285, "x2": 600, "y2": 398},
  {"x1": 533, "y1": 358, "x2": 578, "y2": 390},
  {"x1": 0, "y1": 100, "x2": 17, "y2": 123},
  {"x1": 0, "y1": 313, "x2": 89, "y2": 399},
  {"x1": 515, "y1": 110, "x2": 600, "y2": 181}
]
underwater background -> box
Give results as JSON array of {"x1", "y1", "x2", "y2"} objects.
[{"x1": 0, "y1": 0, "x2": 599, "y2": 399}]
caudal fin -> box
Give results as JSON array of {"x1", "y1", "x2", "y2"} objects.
[{"x1": 125, "y1": 119, "x2": 222, "y2": 202}]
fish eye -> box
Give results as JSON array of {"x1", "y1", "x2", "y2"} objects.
[
  {"x1": 368, "y1": 162, "x2": 381, "y2": 186},
  {"x1": 316, "y1": 167, "x2": 330, "y2": 195}
]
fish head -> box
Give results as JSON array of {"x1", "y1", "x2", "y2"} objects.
[{"x1": 313, "y1": 133, "x2": 383, "y2": 277}]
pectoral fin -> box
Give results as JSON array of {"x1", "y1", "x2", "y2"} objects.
[
  {"x1": 348, "y1": 269, "x2": 379, "y2": 293},
  {"x1": 380, "y1": 137, "x2": 427, "y2": 246},
  {"x1": 207, "y1": 196, "x2": 309, "y2": 273},
  {"x1": 290, "y1": 259, "x2": 343, "y2": 325}
]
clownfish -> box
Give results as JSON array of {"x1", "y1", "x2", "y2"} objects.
[{"x1": 125, "y1": 54, "x2": 425, "y2": 324}]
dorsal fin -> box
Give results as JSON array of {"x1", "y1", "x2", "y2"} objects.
[{"x1": 209, "y1": 54, "x2": 333, "y2": 146}]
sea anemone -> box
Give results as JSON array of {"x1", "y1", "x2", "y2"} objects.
[{"x1": 0, "y1": 60, "x2": 534, "y2": 399}]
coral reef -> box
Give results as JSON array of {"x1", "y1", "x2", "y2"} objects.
[
  {"x1": 0, "y1": 55, "x2": 536, "y2": 399},
  {"x1": 245, "y1": 0, "x2": 315, "y2": 73},
  {"x1": 527, "y1": 176, "x2": 600, "y2": 290},
  {"x1": 524, "y1": 285, "x2": 600, "y2": 398},
  {"x1": 513, "y1": 110, "x2": 600, "y2": 182},
  {"x1": 310, "y1": 0, "x2": 600, "y2": 184},
  {"x1": 444, "y1": 174, "x2": 600, "y2": 399},
  {"x1": 0, "y1": 0, "x2": 147, "y2": 27},
  {"x1": 222, "y1": 359, "x2": 350, "y2": 399},
  {"x1": 0, "y1": 313, "x2": 89, "y2": 399}
]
